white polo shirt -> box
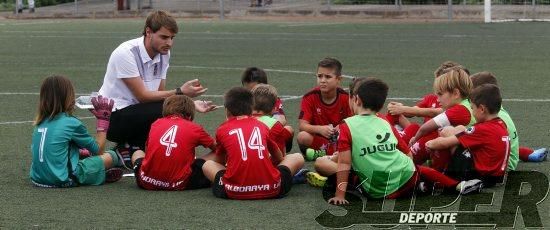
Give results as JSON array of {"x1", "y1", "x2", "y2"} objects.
[{"x1": 99, "y1": 36, "x2": 170, "y2": 110}]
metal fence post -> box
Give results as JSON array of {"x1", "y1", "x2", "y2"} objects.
[
  {"x1": 75, "y1": 0, "x2": 78, "y2": 14},
  {"x1": 14, "y1": 0, "x2": 18, "y2": 15},
  {"x1": 448, "y1": 0, "x2": 453, "y2": 21},
  {"x1": 327, "y1": 0, "x2": 331, "y2": 11},
  {"x1": 219, "y1": 0, "x2": 224, "y2": 21}
]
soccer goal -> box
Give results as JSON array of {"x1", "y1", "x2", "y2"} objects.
[{"x1": 484, "y1": 0, "x2": 550, "y2": 22}]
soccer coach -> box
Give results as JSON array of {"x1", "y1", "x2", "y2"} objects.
[{"x1": 97, "y1": 10, "x2": 216, "y2": 157}]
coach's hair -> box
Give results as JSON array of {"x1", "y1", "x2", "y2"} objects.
[
  {"x1": 433, "y1": 68, "x2": 472, "y2": 99},
  {"x1": 34, "y1": 75, "x2": 75, "y2": 125},
  {"x1": 142, "y1": 10, "x2": 178, "y2": 36},
  {"x1": 162, "y1": 95, "x2": 195, "y2": 120},
  {"x1": 470, "y1": 84, "x2": 502, "y2": 114},
  {"x1": 317, "y1": 57, "x2": 343, "y2": 76},
  {"x1": 241, "y1": 67, "x2": 268, "y2": 85},
  {"x1": 252, "y1": 84, "x2": 278, "y2": 115},
  {"x1": 434, "y1": 61, "x2": 470, "y2": 78},
  {"x1": 470, "y1": 71, "x2": 498, "y2": 88},
  {"x1": 349, "y1": 77, "x2": 367, "y2": 96},
  {"x1": 355, "y1": 77, "x2": 388, "y2": 112},
  {"x1": 224, "y1": 87, "x2": 253, "y2": 116}
]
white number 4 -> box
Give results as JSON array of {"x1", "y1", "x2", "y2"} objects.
[
  {"x1": 160, "y1": 125, "x2": 178, "y2": 156},
  {"x1": 229, "y1": 127, "x2": 266, "y2": 161}
]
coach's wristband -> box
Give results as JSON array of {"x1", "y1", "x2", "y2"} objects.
[{"x1": 175, "y1": 87, "x2": 183, "y2": 95}]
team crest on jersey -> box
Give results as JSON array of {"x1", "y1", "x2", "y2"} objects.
[
  {"x1": 465, "y1": 126, "x2": 475, "y2": 134},
  {"x1": 316, "y1": 108, "x2": 322, "y2": 114}
]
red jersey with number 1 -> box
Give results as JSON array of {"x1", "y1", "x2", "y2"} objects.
[
  {"x1": 139, "y1": 115, "x2": 215, "y2": 190},
  {"x1": 299, "y1": 87, "x2": 352, "y2": 126},
  {"x1": 216, "y1": 116, "x2": 282, "y2": 200}
]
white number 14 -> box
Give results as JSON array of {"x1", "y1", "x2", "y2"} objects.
[{"x1": 229, "y1": 127, "x2": 266, "y2": 161}]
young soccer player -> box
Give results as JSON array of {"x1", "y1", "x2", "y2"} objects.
[
  {"x1": 408, "y1": 68, "x2": 475, "y2": 171},
  {"x1": 297, "y1": 57, "x2": 353, "y2": 161},
  {"x1": 470, "y1": 72, "x2": 547, "y2": 169},
  {"x1": 426, "y1": 84, "x2": 510, "y2": 187},
  {"x1": 314, "y1": 78, "x2": 482, "y2": 204},
  {"x1": 130, "y1": 95, "x2": 216, "y2": 190},
  {"x1": 30, "y1": 75, "x2": 123, "y2": 188},
  {"x1": 242, "y1": 67, "x2": 287, "y2": 126},
  {"x1": 251, "y1": 84, "x2": 294, "y2": 154},
  {"x1": 202, "y1": 87, "x2": 305, "y2": 200}
]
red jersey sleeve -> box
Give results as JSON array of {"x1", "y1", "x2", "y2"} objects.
[
  {"x1": 456, "y1": 125, "x2": 484, "y2": 149},
  {"x1": 433, "y1": 104, "x2": 471, "y2": 128},
  {"x1": 269, "y1": 122, "x2": 290, "y2": 153},
  {"x1": 214, "y1": 128, "x2": 227, "y2": 157},
  {"x1": 194, "y1": 125, "x2": 215, "y2": 149},
  {"x1": 337, "y1": 122, "x2": 352, "y2": 152},
  {"x1": 299, "y1": 95, "x2": 313, "y2": 122},
  {"x1": 416, "y1": 94, "x2": 431, "y2": 108}
]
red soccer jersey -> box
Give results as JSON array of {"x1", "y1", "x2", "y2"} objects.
[
  {"x1": 216, "y1": 116, "x2": 282, "y2": 200},
  {"x1": 268, "y1": 121, "x2": 292, "y2": 155},
  {"x1": 299, "y1": 87, "x2": 352, "y2": 126},
  {"x1": 416, "y1": 94, "x2": 440, "y2": 123},
  {"x1": 139, "y1": 115, "x2": 215, "y2": 190},
  {"x1": 432, "y1": 103, "x2": 472, "y2": 128},
  {"x1": 456, "y1": 118, "x2": 510, "y2": 177},
  {"x1": 272, "y1": 98, "x2": 285, "y2": 115}
]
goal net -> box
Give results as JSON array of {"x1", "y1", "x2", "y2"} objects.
[{"x1": 485, "y1": 0, "x2": 550, "y2": 22}]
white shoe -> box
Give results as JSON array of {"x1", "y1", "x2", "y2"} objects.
[{"x1": 456, "y1": 179, "x2": 483, "y2": 195}]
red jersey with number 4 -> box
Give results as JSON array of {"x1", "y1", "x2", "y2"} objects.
[
  {"x1": 139, "y1": 115, "x2": 215, "y2": 190},
  {"x1": 416, "y1": 94, "x2": 440, "y2": 123},
  {"x1": 299, "y1": 87, "x2": 352, "y2": 126},
  {"x1": 456, "y1": 118, "x2": 510, "y2": 177},
  {"x1": 216, "y1": 116, "x2": 282, "y2": 200}
]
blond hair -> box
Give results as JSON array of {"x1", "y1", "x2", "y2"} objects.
[
  {"x1": 433, "y1": 68, "x2": 472, "y2": 99},
  {"x1": 34, "y1": 75, "x2": 75, "y2": 125},
  {"x1": 251, "y1": 84, "x2": 278, "y2": 114},
  {"x1": 162, "y1": 95, "x2": 195, "y2": 120}
]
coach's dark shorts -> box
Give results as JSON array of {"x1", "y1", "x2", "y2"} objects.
[
  {"x1": 107, "y1": 101, "x2": 163, "y2": 150},
  {"x1": 134, "y1": 158, "x2": 210, "y2": 190},
  {"x1": 212, "y1": 165, "x2": 293, "y2": 199}
]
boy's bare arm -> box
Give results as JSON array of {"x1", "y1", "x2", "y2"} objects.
[
  {"x1": 299, "y1": 120, "x2": 333, "y2": 138},
  {"x1": 426, "y1": 135, "x2": 460, "y2": 150},
  {"x1": 328, "y1": 150, "x2": 352, "y2": 205},
  {"x1": 409, "y1": 119, "x2": 439, "y2": 146}
]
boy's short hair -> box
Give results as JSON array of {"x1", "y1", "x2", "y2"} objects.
[
  {"x1": 241, "y1": 67, "x2": 268, "y2": 85},
  {"x1": 318, "y1": 57, "x2": 342, "y2": 76},
  {"x1": 469, "y1": 84, "x2": 502, "y2": 114},
  {"x1": 433, "y1": 68, "x2": 472, "y2": 99},
  {"x1": 355, "y1": 77, "x2": 388, "y2": 112},
  {"x1": 434, "y1": 61, "x2": 470, "y2": 78},
  {"x1": 224, "y1": 87, "x2": 253, "y2": 116},
  {"x1": 470, "y1": 71, "x2": 498, "y2": 88},
  {"x1": 251, "y1": 84, "x2": 278, "y2": 114},
  {"x1": 142, "y1": 10, "x2": 178, "y2": 36},
  {"x1": 349, "y1": 77, "x2": 367, "y2": 96},
  {"x1": 162, "y1": 95, "x2": 195, "y2": 120}
]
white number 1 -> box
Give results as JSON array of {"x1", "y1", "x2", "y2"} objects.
[
  {"x1": 37, "y1": 128, "x2": 48, "y2": 162},
  {"x1": 229, "y1": 127, "x2": 265, "y2": 161},
  {"x1": 501, "y1": 136, "x2": 510, "y2": 171},
  {"x1": 160, "y1": 125, "x2": 178, "y2": 156}
]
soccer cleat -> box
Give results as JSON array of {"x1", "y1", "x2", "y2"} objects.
[
  {"x1": 105, "y1": 168, "x2": 123, "y2": 183},
  {"x1": 113, "y1": 143, "x2": 139, "y2": 170},
  {"x1": 305, "y1": 148, "x2": 326, "y2": 161},
  {"x1": 456, "y1": 179, "x2": 483, "y2": 195},
  {"x1": 292, "y1": 168, "x2": 309, "y2": 184},
  {"x1": 306, "y1": 172, "x2": 327, "y2": 188},
  {"x1": 528, "y1": 148, "x2": 547, "y2": 162}
]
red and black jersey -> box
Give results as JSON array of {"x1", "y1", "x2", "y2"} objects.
[
  {"x1": 299, "y1": 87, "x2": 352, "y2": 126},
  {"x1": 456, "y1": 118, "x2": 510, "y2": 177},
  {"x1": 215, "y1": 116, "x2": 282, "y2": 200},
  {"x1": 139, "y1": 115, "x2": 215, "y2": 190}
]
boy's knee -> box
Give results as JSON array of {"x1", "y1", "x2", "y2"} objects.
[
  {"x1": 297, "y1": 131, "x2": 312, "y2": 145},
  {"x1": 131, "y1": 150, "x2": 145, "y2": 163},
  {"x1": 285, "y1": 125, "x2": 294, "y2": 134}
]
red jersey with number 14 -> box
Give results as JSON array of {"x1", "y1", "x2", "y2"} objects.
[
  {"x1": 299, "y1": 87, "x2": 352, "y2": 126},
  {"x1": 139, "y1": 115, "x2": 215, "y2": 190},
  {"x1": 216, "y1": 116, "x2": 282, "y2": 200}
]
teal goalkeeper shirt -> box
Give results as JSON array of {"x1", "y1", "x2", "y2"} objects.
[{"x1": 30, "y1": 113, "x2": 99, "y2": 187}]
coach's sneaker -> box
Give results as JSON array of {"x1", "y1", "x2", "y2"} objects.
[
  {"x1": 456, "y1": 179, "x2": 483, "y2": 195},
  {"x1": 114, "y1": 143, "x2": 139, "y2": 169},
  {"x1": 292, "y1": 168, "x2": 309, "y2": 184},
  {"x1": 528, "y1": 148, "x2": 547, "y2": 162},
  {"x1": 305, "y1": 148, "x2": 326, "y2": 161},
  {"x1": 105, "y1": 168, "x2": 123, "y2": 183},
  {"x1": 306, "y1": 172, "x2": 327, "y2": 188}
]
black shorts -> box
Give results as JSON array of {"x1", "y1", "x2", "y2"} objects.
[
  {"x1": 446, "y1": 146, "x2": 504, "y2": 187},
  {"x1": 134, "y1": 158, "x2": 210, "y2": 190},
  {"x1": 107, "y1": 101, "x2": 163, "y2": 150},
  {"x1": 212, "y1": 165, "x2": 293, "y2": 199}
]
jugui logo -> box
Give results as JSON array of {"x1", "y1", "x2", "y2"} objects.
[{"x1": 316, "y1": 171, "x2": 549, "y2": 228}]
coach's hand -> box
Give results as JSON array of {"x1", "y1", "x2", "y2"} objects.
[
  {"x1": 90, "y1": 95, "x2": 114, "y2": 132},
  {"x1": 328, "y1": 196, "x2": 349, "y2": 205},
  {"x1": 194, "y1": 100, "x2": 217, "y2": 113},
  {"x1": 181, "y1": 79, "x2": 208, "y2": 98}
]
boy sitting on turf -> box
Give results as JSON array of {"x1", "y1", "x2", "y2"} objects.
[
  {"x1": 470, "y1": 72, "x2": 547, "y2": 169},
  {"x1": 242, "y1": 67, "x2": 288, "y2": 126},
  {"x1": 297, "y1": 57, "x2": 353, "y2": 161},
  {"x1": 202, "y1": 87, "x2": 305, "y2": 200},
  {"x1": 251, "y1": 84, "x2": 294, "y2": 154},
  {"x1": 130, "y1": 95, "x2": 216, "y2": 190},
  {"x1": 426, "y1": 84, "x2": 510, "y2": 187},
  {"x1": 316, "y1": 77, "x2": 483, "y2": 205}
]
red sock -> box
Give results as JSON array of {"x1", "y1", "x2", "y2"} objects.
[
  {"x1": 418, "y1": 166, "x2": 459, "y2": 188},
  {"x1": 519, "y1": 146, "x2": 534, "y2": 162},
  {"x1": 430, "y1": 149, "x2": 451, "y2": 172},
  {"x1": 402, "y1": 123, "x2": 420, "y2": 143}
]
